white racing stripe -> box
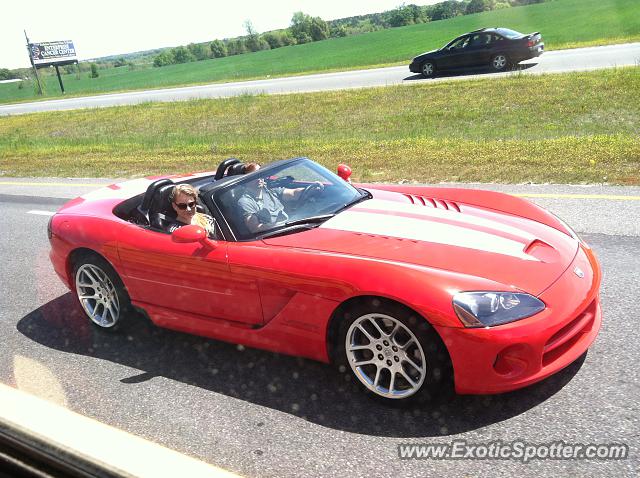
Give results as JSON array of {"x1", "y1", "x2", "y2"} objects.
[
  {"x1": 27, "y1": 210, "x2": 55, "y2": 216},
  {"x1": 357, "y1": 198, "x2": 538, "y2": 240},
  {"x1": 322, "y1": 206, "x2": 536, "y2": 260}
]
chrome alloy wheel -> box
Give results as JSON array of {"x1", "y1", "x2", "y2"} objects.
[
  {"x1": 75, "y1": 264, "x2": 120, "y2": 328},
  {"x1": 345, "y1": 313, "x2": 427, "y2": 399},
  {"x1": 492, "y1": 54, "x2": 507, "y2": 70}
]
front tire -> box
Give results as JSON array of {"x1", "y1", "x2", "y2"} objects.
[
  {"x1": 336, "y1": 299, "x2": 451, "y2": 404},
  {"x1": 73, "y1": 253, "x2": 131, "y2": 331},
  {"x1": 421, "y1": 61, "x2": 436, "y2": 78},
  {"x1": 491, "y1": 54, "x2": 509, "y2": 72}
]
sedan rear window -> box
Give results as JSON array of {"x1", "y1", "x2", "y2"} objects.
[{"x1": 495, "y1": 28, "x2": 523, "y2": 39}]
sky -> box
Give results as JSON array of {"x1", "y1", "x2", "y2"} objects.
[{"x1": 2, "y1": 0, "x2": 440, "y2": 70}]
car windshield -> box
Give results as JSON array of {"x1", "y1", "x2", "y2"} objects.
[
  {"x1": 495, "y1": 27, "x2": 523, "y2": 38},
  {"x1": 213, "y1": 159, "x2": 365, "y2": 240}
]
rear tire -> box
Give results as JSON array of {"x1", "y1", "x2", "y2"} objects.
[
  {"x1": 490, "y1": 54, "x2": 509, "y2": 72},
  {"x1": 335, "y1": 298, "x2": 451, "y2": 405},
  {"x1": 73, "y1": 253, "x2": 131, "y2": 331}
]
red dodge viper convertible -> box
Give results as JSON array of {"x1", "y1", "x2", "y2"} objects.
[{"x1": 48, "y1": 158, "x2": 601, "y2": 403}]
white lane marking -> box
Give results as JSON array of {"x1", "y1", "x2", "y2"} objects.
[{"x1": 27, "y1": 210, "x2": 55, "y2": 216}]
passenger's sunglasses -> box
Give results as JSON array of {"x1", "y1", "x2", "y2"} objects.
[{"x1": 174, "y1": 201, "x2": 196, "y2": 210}]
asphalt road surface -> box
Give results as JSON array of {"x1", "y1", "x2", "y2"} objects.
[
  {"x1": 0, "y1": 179, "x2": 638, "y2": 477},
  {"x1": 1, "y1": 42, "x2": 639, "y2": 116}
]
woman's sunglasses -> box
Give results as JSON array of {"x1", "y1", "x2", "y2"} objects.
[{"x1": 174, "y1": 201, "x2": 196, "y2": 210}]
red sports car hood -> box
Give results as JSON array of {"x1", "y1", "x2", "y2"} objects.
[{"x1": 264, "y1": 198, "x2": 579, "y2": 296}]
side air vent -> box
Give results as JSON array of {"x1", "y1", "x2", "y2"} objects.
[{"x1": 404, "y1": 194, "x2": 461, "y2": 212}]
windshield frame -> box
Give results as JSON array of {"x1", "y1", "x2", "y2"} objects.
[{"x1": 206, "y1": 157, "x2": 366, "y2": 242}]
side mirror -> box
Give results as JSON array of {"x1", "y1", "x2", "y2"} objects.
[
  {"x1": 171, "y1": 224, "x2": 217, "y2": 248},
  {"x1": 337, "y1": 163, "x2": 352, "y2": 183}
]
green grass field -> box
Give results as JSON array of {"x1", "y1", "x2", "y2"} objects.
[
  {"x1": 1, "y1": 67, "x2": 638, "y2": 184},
  {"x1": 1, "y1": 0, "x2": 638, "y2": 103}
]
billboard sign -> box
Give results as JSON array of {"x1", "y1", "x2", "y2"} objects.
[{"x1": 29, "y1": 40, "x2": 77, "y2": 66}]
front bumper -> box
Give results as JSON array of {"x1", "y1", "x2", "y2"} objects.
[
  {"x1": 409, "y1": 60, "x2": 420, "y2": 73},
  {"x1": 435, "y1": 243, "x2": 601, "y2": 394}
]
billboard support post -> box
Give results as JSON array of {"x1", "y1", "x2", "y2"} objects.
[
  {"x1": 24, "y1": 30, "x2": 43, "y2": 96},
  {"x1": 54, "y1": 65, "x2": 65, "y2": 94}
]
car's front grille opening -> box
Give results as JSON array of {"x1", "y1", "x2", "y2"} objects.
[
  {"x1": 542, "y1": 299, "x2": 597, "y2": 367},
  {"x1": 404, "y1": 194, "x2": 460, "y2": 212}
]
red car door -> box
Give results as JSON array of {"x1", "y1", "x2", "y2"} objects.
[{"x1": 116, "y1": 225, "x2": 263, "y2": 325}]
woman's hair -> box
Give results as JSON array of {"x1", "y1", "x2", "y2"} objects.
[
  {"x1": 193, "y1": 213, "x2": 210, "y2": 229},
  {"x1": 169, "y1": 184, "x2": 198, "y2": 203}
]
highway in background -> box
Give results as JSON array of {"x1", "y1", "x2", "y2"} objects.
[{"x1": 1, "y1": 42, "x2": 639, "y2": 116}]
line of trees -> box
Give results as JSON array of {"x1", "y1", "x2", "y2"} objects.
[
  {"x1": 152, "y1": 12, "x2": 330, "y2": 67},
  {"x1": 152, "y1": 0, "x2": 545, "y2": 68},
  {"x1": 0, "y1": 68, "x2": 20, "y2": 80}
]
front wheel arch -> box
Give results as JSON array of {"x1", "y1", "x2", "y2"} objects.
[
  {"x1": 327, "y1": 296, "x2": 435, "y2": 360},
  {"x1": 328, "y1": 295, "x2": 453, "y2": 403}
]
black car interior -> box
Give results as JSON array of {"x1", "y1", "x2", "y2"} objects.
[
  {"x1": 214, "y1": 157, "x2": 243, "y2": 180},
  {"x1": 114, "y1": 158, "x2": 254, "y2": 236},
  {"x1": 148, "y1": 180, "x2": 178, "y2": 230}
]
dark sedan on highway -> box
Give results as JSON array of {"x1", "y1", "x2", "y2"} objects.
[{"x1": 409, "y1": 27, "x2": 544, "y2": 78}]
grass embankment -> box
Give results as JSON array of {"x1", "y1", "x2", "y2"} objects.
[
  {"x1": 0, "y1": 67, "x2": 638, "y2": 184},
  {"x1": 1, "y1": 0, "x2": 639, "y2": 103}
]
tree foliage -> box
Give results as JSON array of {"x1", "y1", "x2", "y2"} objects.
[
  {"x1": 290, "y1": 11, "x2": 329, "y2": 43},
  {"x1": 262, "y1": 30, "x2": 296, "y2": 49},
  {"x1": 153, "y1": 50, "x2": 175, "y2": 67},
  {"x1": 0, "y1": 68, "x2": 17, "y2": 80},
  {"x1": 210, "y1": 40, "x2": 228, "y2": 58},
  {"x1": 387, "y1": 4, "x2": 425, "y2": 27},
  {"x1": 172, "y1": 46, "x2": 195, "y2": 64},
  {"x1": 226, "y1": 38, "x2": 248, "y2": 56},
  {"x1": 466, "y1": 0, "x2": 496, "y2": 14},
  {"x1": 188, "y1": 43, "x2": 210, "y2": 61}
]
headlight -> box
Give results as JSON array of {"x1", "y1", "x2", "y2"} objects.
[{"x1": 453, "y1": 292, "x2": 545, "y2": 328}]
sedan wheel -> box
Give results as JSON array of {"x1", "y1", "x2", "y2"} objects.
[
  {"x1": 421, "y1": 61, "x2": 435, "y2": 78},
  {"x1": 491, "y1": 54, "x2": 509, "y2": 71},
  {"x1": 74, "y1": 255, "x2": 130, "y2": 330}
]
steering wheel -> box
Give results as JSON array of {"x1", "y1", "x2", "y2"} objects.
[{"x1": 297, "y1": 183, "x2": 324, "y2": 205}]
